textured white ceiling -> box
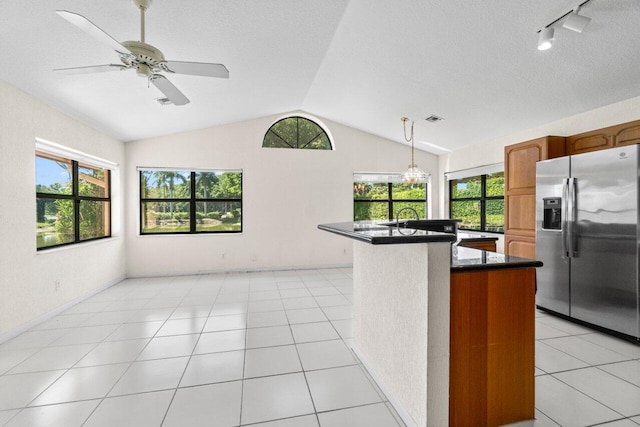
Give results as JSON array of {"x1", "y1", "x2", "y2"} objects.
[{"x1": 1, "y1": 0, "x2": 639, "y2": 153}]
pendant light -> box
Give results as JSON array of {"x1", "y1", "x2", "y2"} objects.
[{"x1": 401, "y1": 117, "x2": 429, "y2": 185}]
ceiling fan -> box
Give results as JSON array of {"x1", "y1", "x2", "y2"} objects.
[{"x1": 55, "y1": 0, "x2": 229, "y2": 106}]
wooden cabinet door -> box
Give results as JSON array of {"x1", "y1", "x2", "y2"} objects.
[
  {"x1": 450, "y1": 268, "x2": 535, "y2": 426},
  {"x1": 504, "y1": 234, "x2": 536, "y2": 259},
  {"x1": 568, "y1": 119, "x2": 640, "y2": 154},
  {"x1": 505, "y1": 140, "x2": 543, "y2": 194},
  {"x1": 505, "y1": 136, "x2": 565, "y2": 195},
  {"x1": 457, "y1": 240, "x2": 497, "y2": 252},
  {"x1": 504, "y1": 136, "x2": 565, "y2": 255},
  {"x1": 505, "y1": 194, "x2": 536, "y2": 237},
  {"x1": 567, "y1": 132, "x2": 612, "y2": 155},
  {"x1": 614, "y1": 121, "x2": 640, "y2": 147}
]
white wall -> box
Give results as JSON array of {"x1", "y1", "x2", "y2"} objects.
[
  {"x1": 125, "y1": 112, "x2": 440, "y2": 276},
  {"x1": 0, "y1": 80, "x2": 126, "y2": 338}
]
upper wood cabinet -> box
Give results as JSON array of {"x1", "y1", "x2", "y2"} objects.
[
  {"x1": 568, "y1": 119, "x2": 640, "y2": 154},
  {"x1": 503, "y1": 119, "x2": 640, "y2": 257},
  {"x1": 614, "y1": 121, "x2": 640, "y2": 147},
  {"x1": 504, "y1": 136, "x2": 566, "y2": 257},
  {"x1": 567, "y1": 132, "x2": 612, "y2": 155},
  {"x1": 505, "y1": 136, "x2": 566, "y2": 195}
]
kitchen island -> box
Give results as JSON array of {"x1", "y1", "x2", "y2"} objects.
[{"x1": 318, "y1": 222, "x2": 541, "y2": 427}]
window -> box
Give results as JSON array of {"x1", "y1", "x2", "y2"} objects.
[
  {"x1": 449, "y1": 171, "x2": 504, "y2": 233},
  {"x1": 140, "y1": 169, "x2": 242, "y2": 234},
  {"x1": 36, "y1": 151, "x2": 111, "y2": 250},
  {"x1": 353, "y1": 174, "x2": 428, "y2": 221},
  {"x1": 263, "y1": 116, "x2": 333, "y2": 150}
]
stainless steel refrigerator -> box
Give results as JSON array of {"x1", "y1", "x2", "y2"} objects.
[{"x1": 536, "y1": 144, "x2": 640, "y2": 341}]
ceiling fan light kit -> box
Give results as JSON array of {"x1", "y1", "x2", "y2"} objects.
[{"x1": 55, "y1": 0, "x2": 228, "y2": 106}]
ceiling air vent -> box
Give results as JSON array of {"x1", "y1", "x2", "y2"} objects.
[{"x1": 425, "y1": 115, "x2": 444, "y2": 123}]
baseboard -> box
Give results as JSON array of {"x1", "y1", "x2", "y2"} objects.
[
  {"x1": 351, "y1": 344, "x2": 418, "y2": 427},
  {"x1": 125, "y1": 263, "x2": 354, "y2": 279},
  {"x1": 0, "y1": 275, "x2": 125, "y2": 345}
]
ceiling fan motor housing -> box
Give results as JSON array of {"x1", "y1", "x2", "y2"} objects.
[{"x1": 121, "y1": 41, "x2": 165, "y2": 76}]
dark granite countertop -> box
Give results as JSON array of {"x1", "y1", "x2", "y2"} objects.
[
  {"x1": 457, "y1": 232, "x2": 499, "y2": 243},
  {"x1": 319, "y1": 221, "x2": 542, "y2": 271},
  {"x1": 318, "y1": 222, "x2": 457, "y2": 245},
  {"x1": 451, "y1": 246, "x2": 542, "y2": 271}
]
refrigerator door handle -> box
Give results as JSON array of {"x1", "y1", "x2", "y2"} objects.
[
  {"x1": 562, "y1": 178, "x2": 569, "y2": 258},
  {"x1": 569, "y1": 178, "x2": 578, "y2": 258},
  {"x1": 568, "y1": 177, "x2": 578, "y2": 258}
]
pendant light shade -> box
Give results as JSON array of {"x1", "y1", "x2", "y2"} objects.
[
  {"x1": 401, "y1": 117, "x2": 429, "y2": 185},
  {"x1": 401, "y1": 164, "x2": 429, "y2": 185}
]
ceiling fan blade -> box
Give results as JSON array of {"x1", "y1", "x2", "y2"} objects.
[
  {"x1": 162, "y1": 61, "x2": 229, "y2": 79},
  {"x1": 150, "y1": 75, "x2": 190, "y2": 106},
  {"x1": 54, "y1": 64, "x2": 128, "y2": 75},
  {"x1": 56, "y1": 10, "x2": 129, "y2": 54}
]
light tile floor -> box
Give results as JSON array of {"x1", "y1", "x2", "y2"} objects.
[{"x1": 0, "y1": 268, "x2": 639, "y2": 426}]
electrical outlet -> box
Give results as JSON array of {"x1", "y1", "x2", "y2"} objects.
[
  {"x1": 221, "y1": 253, "x2": 225, "y2": 259},
  {"x1": 250, "y1": 254, "x2": 257, "y2": 262},
  {"x1": 54, "y1": 280, "x2": 60, "y2": 291}
]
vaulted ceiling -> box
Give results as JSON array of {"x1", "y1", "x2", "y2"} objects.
[{"x1": 2, "y1": 0, "x2": 640, "y2": 153}]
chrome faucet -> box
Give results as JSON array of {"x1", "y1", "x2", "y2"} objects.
[{"x1": 395, "y1": 207, "x2": 419, "y2": 229}]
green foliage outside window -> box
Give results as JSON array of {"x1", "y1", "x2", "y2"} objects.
[
  {"x1": 36, "y1": 153, "x2": 110, "y2": 249},
  {"x1": 450, "y1": 172, "x2": 504, "y2": 232},
  {"x1": 263, "y1": 116, "x2": 332, "y2": 150},
  {"x1": 140, "y1": 169, "x2": 242, "y2": 234},
  {"x1": 353, "y1": 182, "x2": 427, "y2": 221}
]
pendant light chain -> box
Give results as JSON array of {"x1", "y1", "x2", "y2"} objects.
[{"x1": 400, "y1": 117, "x2": 429, "y2": 185}]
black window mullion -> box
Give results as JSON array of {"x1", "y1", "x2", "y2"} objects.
[
  {"x1": 140, "y1": 169, "x2": 242, "y2": 235},
  {"x1": 190, "y1": 172, "x2": 196, "y2": 233},
  {"x1": 37, "y1": 154, "x2": 111, "y2": 250},
  {"x1": 72, "y1": 161, "x2": 80, "y2": 242},
  {"x1": 449, "y1": 173, "x2": 504, "y2": 233},
  {"x1": 387, "y1": 183, "x2": 393, "y2": 220},
  {"x1": 480, "y1": 175, "x2": 487, "y2": 232},
  {"x1": 140, "y1": 171, "x2": 145, "y2": 235}
]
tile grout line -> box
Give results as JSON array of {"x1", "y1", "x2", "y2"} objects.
[{"x1": 157, "y1": 277, "x2": 221, "y2": 426}]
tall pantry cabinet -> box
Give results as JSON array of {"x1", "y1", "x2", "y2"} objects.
[{"x1": 504, "y1": 136, "x2": 566, "y2": 258}]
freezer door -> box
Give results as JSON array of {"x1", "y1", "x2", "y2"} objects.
[
  {"x1": 536, "y1": 157, "x2": 571, "y2": 315},
  {"x1": 570, "y1": 145, "x2": 639, "y2": 337}
]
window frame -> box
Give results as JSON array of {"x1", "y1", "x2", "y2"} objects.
[
  {"x1": 262, "y1": 115, "x2": 334, "y2": 150},
  {"x1": 139, "y1": 169, "x2": 243, "y2": 235},
  {"x1": 36, "y1": 151, "x2": 112, "y2": 251},
  {"x1": 449, "y1": 172, "x2": 504, "y2": 233},
  {"x1": 353, "y1": 182, "x2": 428, "y2": 221}
]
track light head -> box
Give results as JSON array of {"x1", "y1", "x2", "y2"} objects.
[
  {"x1": 538, "y1": 26, "x2": 555, "y2": 51},
  {"x1": 563, "y1": 9, "x2": 591, "y2": 33}
]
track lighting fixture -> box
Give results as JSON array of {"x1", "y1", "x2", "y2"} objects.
[
  {"x1": 563, "y1": 6, "x2": 592, "y2": 33},
  {"x1": 536, "y1": 0, "x2": 593, "y2": 50},
  {"x1": 537, "y1": 27, "x2": 555, "y2": 51}
]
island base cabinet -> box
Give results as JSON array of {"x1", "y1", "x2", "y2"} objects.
[{"x1": 449, "y1": 268, "x2": 535, "y2": 427}]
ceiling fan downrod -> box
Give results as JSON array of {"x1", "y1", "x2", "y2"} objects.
[{"x1": 133, "y1": 0, "x2": 152, "y2": 43}]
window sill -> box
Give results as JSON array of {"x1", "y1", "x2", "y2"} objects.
[
  {"x1": 36, "y1": 236, "x2": 120, "y2": 254},
  {"x1": 136, "y1": 232, "x2": 243, "y2": 238}
]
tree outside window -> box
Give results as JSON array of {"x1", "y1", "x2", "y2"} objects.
[
  {"x1": 449, "y1": 172, "x2": 504, "y2": 232},
  {"x1": 354, "y1": 181, "x2": 427, "y2": 220},
  {"x1": 140, "y1": 169, "x2": 242, "y2": 234},
  {"x1": 36, "y1": 152, "x2": 111, "y2": 250}
]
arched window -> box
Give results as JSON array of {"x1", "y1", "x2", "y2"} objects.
[{"x1": 263, "y1": 116, "x2": 333, "y2": 150}]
